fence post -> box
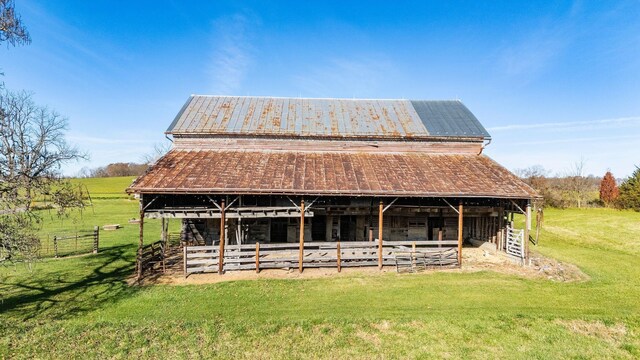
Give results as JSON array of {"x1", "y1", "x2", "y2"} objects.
[
  {"x1": 53, "y1": 236, "x2": 58, "y2": 258},
  {"x1": 75, "y1": 232, "x2": 78, "y2": 253},
  {"x1": 337, "y1": 241, "x2": 341, "y2": 273},
  {"x1": 183, "y1": 245, "x2": 187, "y2": 277},
  {"x1": 161, "y1": 242, "x2": 166, "y2": 274},
  {"x1": 93, "y1": 226, "x2": 99, "y2": 254},
  {"x1": 255, "y1": 242, "x2": 260, "y2": 274}
]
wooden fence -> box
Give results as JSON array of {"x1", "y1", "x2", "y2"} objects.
[
  {"x1": 505, "y1": 227, "x2": 525, "y2": 259},
  {"x1": 184, "y1": 240, "x2": 459, "y2": 275},
  {"x1": 137, "y1": 240, "x2": 166, "y2": 275},
  {"x1": 42, "y1": 226, "x2": 100, "y2": 258}
]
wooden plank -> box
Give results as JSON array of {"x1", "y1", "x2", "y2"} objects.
[
  {"x1": 219, "y1": 199, "x2": 225, "y2": 274},
  {"x1": 525, "y1": 203, "x2": 531, "y2": 262},
  {"x1": 458, "y1": 202, "x2": 463, "y2": 266},
  {"x1": 137, "y1": 207, "x2": 144, "y2": 280},
  {"x1": 255, "y1": 242, "x2": 260, "y2": 273},
  {"x1": 378, "y1": 201, "x2": 383, "y2": 269},
  {"x1": 299, "y1": 199, "x2": 305, "y2": 273}
]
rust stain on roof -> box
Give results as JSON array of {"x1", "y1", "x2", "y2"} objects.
[{"x1": 129, "y1": 150, "x2": 537, "y2": 199}]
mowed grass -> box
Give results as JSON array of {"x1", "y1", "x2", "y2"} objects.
[
  {"x1": 69, "y1": 176, "x2": 137, "y2": 199},
  {"x1": 1, "y1": 177, "x2": 639, "y2": 358}
]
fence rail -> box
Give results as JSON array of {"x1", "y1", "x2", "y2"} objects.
[
  {"x1": 138, "y1": 240, "x2": 165, "y2": 274},
  {"x1": 505, "y1": 227, "x2": 525, "y2": 259},
  {"x1": 184, "y1": 240, "x2": 459, "y2": 275},
  {"x1": 41, "y1": 226, "x2": 99, "y2": 258}
]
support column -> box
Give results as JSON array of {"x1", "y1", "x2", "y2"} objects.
[
  {"x1": 161, "y1": 218, "x2": 167, "y2": 244},
  {"x1": 524, "y1": 202, "x2": 531, "y2": 263},
  {"x1": 497, "y1": 205, "x2": 504, "y2": 251},
  {"x1": 458, "y1": 202, "x2": 463, "y2": 266},
  {"x1": 325, "y1": 214, "x2": 333, "y2": 242},
  {"x1": 137, "y1": 207, "x2": 144, "y2": 280},
  {"x1": 218, "y1": 199, "x2": 226, "y2": 274},
  {"x1": 299, "y1": 199, "x2": 305, "y2": 273},
  {"x1": 378, "y1": 201, "x2": 383, "y2": 269}
]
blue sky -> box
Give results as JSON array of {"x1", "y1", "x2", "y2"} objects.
[{"x1": 1, "y1": 0, "x2": 639, "y2": 178}]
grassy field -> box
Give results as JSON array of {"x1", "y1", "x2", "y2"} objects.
[{"x1": 1, "y1": 178, "x2": 639, "y2": 358}]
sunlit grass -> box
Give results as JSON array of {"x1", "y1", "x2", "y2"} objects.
[{"x1": 1, "y1": 177, "x2": 639, "y2": 358}]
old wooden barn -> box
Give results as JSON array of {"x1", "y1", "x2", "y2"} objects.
[{"x1": 128, "y1": 96, "x2": 538, "y2": 276}]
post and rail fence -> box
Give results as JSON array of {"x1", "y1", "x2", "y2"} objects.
[
  {"x1": 43, "y1": 226, "x2": 100, "y2": 258},
  {"x1": 183, "y1": 240, "x2": 460, "y2": 276}
]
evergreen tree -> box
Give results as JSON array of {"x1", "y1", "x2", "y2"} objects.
[
  {"x1": 617, "y1": 166, "x2": 640, "y2": 211},
  {"x1": 599, "y1": 171, "x2": 619, "y2": 206}
]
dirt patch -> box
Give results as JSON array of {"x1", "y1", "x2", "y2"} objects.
[
  {"x1": 140, "y1": 266, "x2": 396, "y2": 286},
  {"x1": 135, "y1": 244, "x2": 588, "y2": 285},
  {"x1": 355, "y1": 329, "x2": 381, "y2": 346},
  {"x1": 462, "y1": 247, "x2": 589, "y2": 282},
  {"x1": 556, "y1": 319, "x2": 627, "y2": 345}
]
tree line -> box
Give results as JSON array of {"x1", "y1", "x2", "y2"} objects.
[
  {"x1": 76, "y1": 142, "x2": 170, "y2": 178},
  {"x1": 516, "y1": 162, "x2": 640, "y2": 211}
]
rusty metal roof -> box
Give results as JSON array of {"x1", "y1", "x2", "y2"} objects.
[
  {"x1": 128, "y1": 150, "x2": 536, "y2": 199},
  {"x1": 166, "y1": 96, "x2": 490, "y2": 139}
]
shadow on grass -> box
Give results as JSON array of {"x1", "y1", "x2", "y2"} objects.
[{"x1": 0, "y1": 244, "x2": 139, "y2": 321}]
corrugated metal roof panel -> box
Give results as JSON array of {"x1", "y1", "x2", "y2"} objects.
[
  {"x1": 166, "y1": 96, "x2": 491, "y2": 139},
  {"x1": 129, "y1": 150, "x2": 536, "y2": 198},
  {"x1": 410, "y1": 100, "x2": 491, "y2": 138}
]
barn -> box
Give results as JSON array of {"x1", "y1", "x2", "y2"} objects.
[{"x1": 127, "y1": 96, "x2": 538, "y2": 276}]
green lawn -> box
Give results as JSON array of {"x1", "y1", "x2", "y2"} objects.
[
  {"x1": 69, "y1": 176, "x2": 137, "y2": 199},
  {"x1": 1, "y1": 178, "x2": 639, "y2": 358}
]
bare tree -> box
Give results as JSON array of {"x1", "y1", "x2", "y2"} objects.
[
  {"x1": 141, "y1": 140, "x2": 172, "y2": 165},
  {"x1": 0, "y1": 0, "x2": 30, "y2": 47},
  {"x1": 563, "y1": 158, "x2": 592, "y2": 208},
  {"x1": 0, "y1": 89, "x2": 85, "y2": 264}
]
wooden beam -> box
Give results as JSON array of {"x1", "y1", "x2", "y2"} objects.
[
  {"x1": 378, "y1": 201, "x2": 383, "y2": 269},
  {"x1": 218, "y1": 199, "x2": 226, "y2": 274},
  {"x1": 458, "y1": 202, "x2": 463, "y2": 266},
  {"x1": 255, "y1": 242, "x2": 260, "y2": 274},
  {"x1": 337, "y1": 241, "x2": 341, "y2": 272},
  {"x1": 161, "y1": 218, "x2": 166, "y2": 244},
  {"x1": 498, "y1": 205, "x2": 504, "y2": 251},
  {"x1": 137, "y1": 207, "x2": 144, "y2": 280},
  {"x1": 299, "y1": 199, "x2": 305, "y2": 273},
  {"x1": 524, "y1": 202, "x2": 531, "y2": 264}
]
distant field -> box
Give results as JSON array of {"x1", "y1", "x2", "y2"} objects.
[
  {"x1": 69, "y1": 176, "x2": 137, "y2": 199},
  {"x1": 1, "y1": 177, "x2": 639, "y2": 359}
]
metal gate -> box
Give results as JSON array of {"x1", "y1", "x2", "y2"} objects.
[{"x1": 505, "y1": 226, "x2": 525, "y2": 259}]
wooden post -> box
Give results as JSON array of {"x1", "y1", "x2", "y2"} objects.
[
  {"x1": 369, "y1": 228, "x2": 373, "y2": 242},
  {"x1": 75, "y1": 232, "x2": 78, "y2": 253},
  {"x1": 412, "y1": 241, "x2": 416, "y2": 268},
  {"x1": 53, "y1": 236, "x2": 58, "y2": 258},
  {"x1": 498, "y1": 206, "x2": 504, "y2": 251},
  {"x1": 255, "y1": 242, "x2": 260, "y2": 273},
  {"x1": 337, "y1": 241, "x2": 341, "y2": 272},
  {"x1": 161, "y1": 241, "x2": 166, "y2": 274},
  {"x1": 161, "y1": 217, "x2": 167, "y2": 246},
  {"x1": 218, "y1": 199, "x2": 226, "y2": 274},
  {"x1": 299, "y1": 199, "x2": 305, "y2": 273},
  {"x1": 524, "y1": 202, "x2": 531, "y2": 264},
  {"x1": 137, "y1": 208, "x2": 144, "y2": 279},
  {"x1": 457, "y1": 202, "x2": 463, "y2": 267},
  {"x1": 183, "y1": 245, "x2": 187, "y2": 277},
  {"x1": 93, "y1": 226, "x2": 99, "y2": 254},
  {"x1": 535, "y1": 209, "x2": 542, "y2": 245},
  {"x1": 378, "y1": 201, "x2": 383, "y2": 269}
]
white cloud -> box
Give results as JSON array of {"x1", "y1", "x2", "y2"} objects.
[
  {"x1": 292, "y1": 56, "x2": 395, "y2": 98},
  {"x1": 488, "y1": 116, "x2": 640, "y2": 132},
  {"x1": 208, "y1": 13, "x2": 258, "y2": 94}
]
